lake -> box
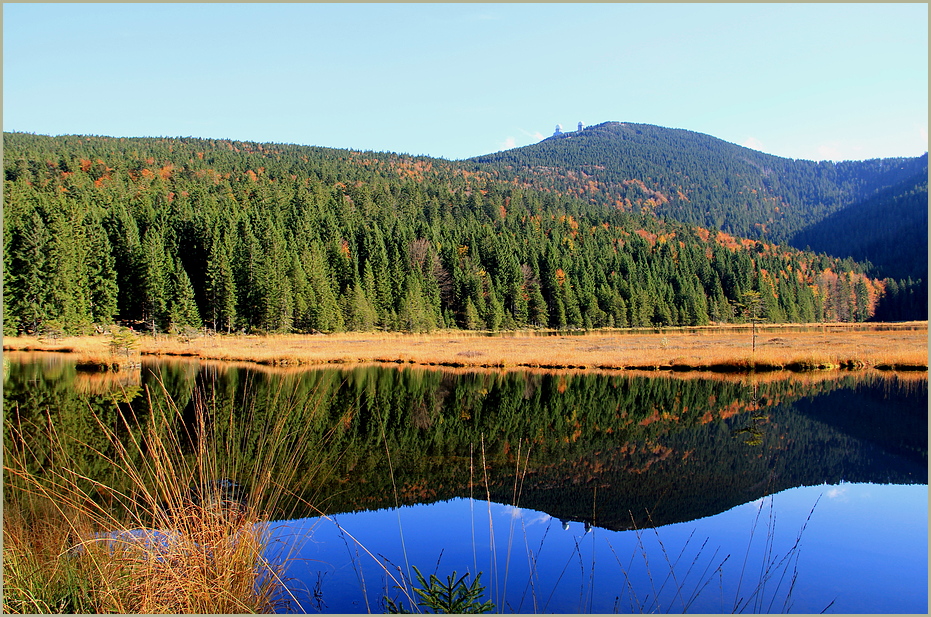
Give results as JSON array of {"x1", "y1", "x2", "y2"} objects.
[{"x1": 4, "y1": 353, "x2": 927, "y2": 613}]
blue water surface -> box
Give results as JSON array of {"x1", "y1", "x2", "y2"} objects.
[{"x1": 262, "y1": 482, "x2": 927, "y2": 614}]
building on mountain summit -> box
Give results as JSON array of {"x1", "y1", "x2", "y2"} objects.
[{"x1": 553, "y1": 122, "x2": 584, "y2": 137}]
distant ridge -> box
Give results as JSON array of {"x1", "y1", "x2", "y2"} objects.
[{"x1": 468, "y1": 121, "x2": 927, "y2": 255}]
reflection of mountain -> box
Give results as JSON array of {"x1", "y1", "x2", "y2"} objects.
[
  {"x1": 482, "y1": 382, "x2": 928, "y2": 530},
  {"x1": 267, "y1": 368, "x2": 927, "y2": 530},
  {"x1": 5, "y1": 358, "x2": 926, "y2": 532}
]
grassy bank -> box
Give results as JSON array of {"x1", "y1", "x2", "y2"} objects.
[
  {"x1": 3, "y1": 378, "x2": 333, "y2": 613},
  {"x1": 4, "y1": 322, "x2": 927, "y2": 373}
]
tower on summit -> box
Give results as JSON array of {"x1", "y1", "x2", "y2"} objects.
[
  {"x1": 554, "y1": 124, "x2": 563, "y2": 136},
  {"x1": 578, "y1": 122, "x2": 584, "y2": 131}
]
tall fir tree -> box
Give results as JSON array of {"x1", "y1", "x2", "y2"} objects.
[{"x1": 167, "y1": 259, "x2": 202, "y2": 331}]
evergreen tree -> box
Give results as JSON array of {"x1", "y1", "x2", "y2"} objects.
[
  {"x1": 6, "y1": 209, "x2": 52, "y2": 333},
  {"x1": 303, "y1": 243, "x2": 345, "y2": 332},
  {"x1": 853, "y1": 278, "x2": 871, "y2": 322},
  {"x1": 205, "y1": 228, "x2": 237, "y2": 332},
  {"x1": 233, "y1": 219, "x2": 263, "y2": 330},
  {"x1": 168, "y1": 259, "x2": 202, "y2": 331},
  {"x1": 85, "y1": 223, "x2": 119, "y2": 326},
  {"x1": 463, "y1": 296, "x2": 482, "y2": 331},
  {"x1": 401, "y1": 276, "x2": 436, "y2": 333},
  {"x1": 140, "y1": 226, "x2": 170, "y2": 332},
  {"x1": 484, "y1": 279, "x2": 505, "y2": 331},
  {"x1": 46, "y1": 204, "x2": 94, "y2": 332},
  {"x1": 343, "y1": 281, "x2": 378, "y2": 331},
  {"x1": 527, "y1": 283, "x2": 548, "y2": 327},
  {"x1": 104, "y1": 204, "x2": 144, "y2": 321}
]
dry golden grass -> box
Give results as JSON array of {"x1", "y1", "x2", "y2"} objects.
[
  {"x1": 4, "y1": 322, "x2": 927, "y2": 373},
  {"x1": 3, "y1": 376, "x2": 318, "y2": 614}
]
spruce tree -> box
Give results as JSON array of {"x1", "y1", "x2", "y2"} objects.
[
  {"x1": 47, "y1": 204, "x2": 94, "y2": 333},
  {"x1": 86, "y1": 223, "x2": 119, "y2": 326},
  {"x1": 7, "y1": 209, "x2": 52, "y2": 333},
  {"x1": 168, "y1": 259, "x2": 202, "y2": 331},
  {"x1": 484, "y1": 279, "x2": 505, "y2": 331},
  {"x1": 205, "y1": 229, "x2": 237, "y2": 332},
  {"x1": 343, "y1": 281, "x2": 377, "y2": 331},
  {"x1": 140, "y1": 226, "x2": 170, "y2": 332}
]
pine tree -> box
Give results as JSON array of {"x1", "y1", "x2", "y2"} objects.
[
  {"x1": 85, "y1": 223, "x2": 119, "y2": 326},
  {"x1": 7, "y1": 209, "x2": 53, "y2": 333},
  {"x1": 140, "y1": 226, "x2": 171, "y2": 332},
  {"x1": 168, "y1": 259, "x2": 202, "y2": 332},
  {"x1": 484, "y1": 279, "x2": 505, "y2": 331},
  {"x1": 343, "y1": 281, "x2": 377, "y2": 331},
  {"x1": 205, "y1": 229, "x2": 237, "y2": 333}
]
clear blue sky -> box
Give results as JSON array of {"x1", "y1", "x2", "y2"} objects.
[{"x1": 4, "y1": 3, "x2": 927, "y2": 162}]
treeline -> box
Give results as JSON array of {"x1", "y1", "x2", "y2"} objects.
[
  {"x1": 3, "y1": 132, "x2": 886, "y2": 336},
  {"x1": 468, "y1": 122, "x2": 927, "y2": 246}
]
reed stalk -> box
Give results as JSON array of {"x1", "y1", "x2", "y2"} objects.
[{"x1": 3, "y1": 375, "x2": 334, "y2": 613}]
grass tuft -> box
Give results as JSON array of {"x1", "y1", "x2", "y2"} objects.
[{"x1": 3, "y1": 375, "x2": 331, "y2": 613}]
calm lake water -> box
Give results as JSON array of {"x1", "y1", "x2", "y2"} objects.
[{"x1": 4, "y1": 354, "x2": 927, "y2": 613}]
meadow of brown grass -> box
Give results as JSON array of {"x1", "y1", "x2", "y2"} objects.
[{"x1": 4, "y1": 322, "x2": 927, "y2": 373}]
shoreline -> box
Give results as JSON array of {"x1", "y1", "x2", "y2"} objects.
[{"x1": 4, "y1": 322, "x2": 927, "y2": 374}]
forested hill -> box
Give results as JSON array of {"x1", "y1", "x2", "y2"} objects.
[
  {"x1": 466, "y1": 122, "x2": 927, "y2": 248},
  {"x1": 791, "y1": 170, "x2": 928, "y2": 282},
  {"x1": 0, "y1": 132, "x2": 892, "y2": 336}
]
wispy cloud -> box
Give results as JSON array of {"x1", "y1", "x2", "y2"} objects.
[
  {"x1": 503, "y1": 505, "x2": 522, "y2": 519},
  {"x1": 497, "y1": 128, "x2": 545, "y2": 152},
  {"x1": 815, "y1": 142, "x2": 844, "y2": 161},
  {"x1": 518, "y1": 127, "x2": 545, "y2": 141},
  {"x1": 743, "y1": 137, "x2": 764, "y2": 151},
  {"x1": 501, "y1": 505, "x2": 551, "y2": 526}
]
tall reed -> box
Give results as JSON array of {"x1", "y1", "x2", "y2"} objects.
[
  {"x1": 3, "y1": 372, "x2": 336, "y2": 613},
  {"x1": 355, "y1": 436, "x2": 820, "y2": 614}
]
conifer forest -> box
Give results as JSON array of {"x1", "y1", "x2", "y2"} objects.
[{"x1": 3, "y1": 126, "x2": 926, "y2": 337}]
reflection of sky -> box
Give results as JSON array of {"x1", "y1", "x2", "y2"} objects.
[{"x1": 262, "y1": 483, "x2": 927, "y2": 614}]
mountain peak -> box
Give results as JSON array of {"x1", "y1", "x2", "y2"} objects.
[{"x1": 469, "y1": 122, "x2": 926, "y2": 250}]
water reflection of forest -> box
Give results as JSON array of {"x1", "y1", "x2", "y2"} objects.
[{"x1": 5, "y1": 355, "x2": 927, "y2": 530}]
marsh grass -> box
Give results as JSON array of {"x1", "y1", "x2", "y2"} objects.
[
  {"x1": 3, "y1": 373, "x2": 337, "y2": 613},
  {"x1": 3, "y1": 322, "x2": 926, "y2": 373}
]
